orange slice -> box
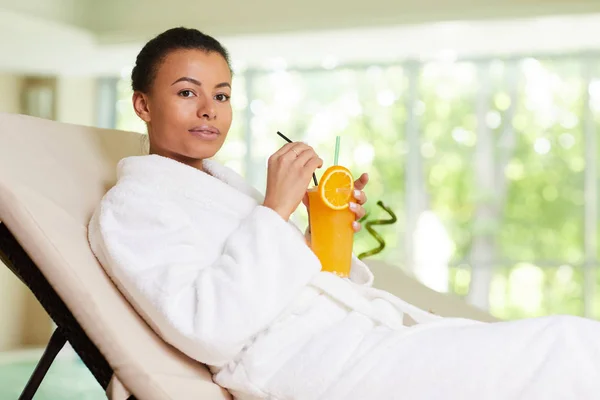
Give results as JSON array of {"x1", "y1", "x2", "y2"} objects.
[{"x1": 319, "y1": 166, "x2": 354, "y2": 210}]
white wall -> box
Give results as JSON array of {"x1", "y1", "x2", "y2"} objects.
[
  {"x1": 0, "y1": 73, "x2": 29, "y2": 351},
  {"x1": 0, "y1": 74, "x2": 97, "y2": 124},
  {"x1": 0, "y1": 267, "x2": 26, "y2": 351},
  {"x1": 55, "y1": 76, "x2": 97, "y2": 126},
  {"x1": 0, "y1": 266, "x2": 52, "y2": 351},
  {"x1": 0, "y1": 74, "x2": 23, "y2": 113},
  {"x1": 0, "y1": 73, "x2": 55, "y2": 351},
  {"x1": 0, "y1": 74, "x2": 97, "y2": 351}
]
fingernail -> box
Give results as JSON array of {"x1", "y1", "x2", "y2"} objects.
[
  {"x1": 352, "y1": 221, "x2": 360, "y2": 230},
  {"x1": 349, "y1": 202, "x2": 357, "y2": 210},
  {"x1": 354, "y1": 190, "x2": 361, "y2": 198}
]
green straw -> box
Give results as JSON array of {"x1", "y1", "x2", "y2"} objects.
[{"x1": 333, "y1": 136, "x2": 341, "y2": 165}]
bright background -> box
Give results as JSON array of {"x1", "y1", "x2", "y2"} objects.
[{"x1": 1, "y1": 1, "x2": 600, "y2": 396}]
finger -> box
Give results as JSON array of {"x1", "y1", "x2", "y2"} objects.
[
  {"x1": 304, "y1": 155, "x2": 324, "y2": 173},
  {"x1": 294, "y1": 147, "x2": 318, "y2": 167},
  {"x1": 282, "y1": 143, "x2": 311, "y2": 163},
  {"x1": 302, "y1": 191, "x2": 309, "y2": 208},
  {"x1": 353, "y1": 190, "x2": 367, "y2": 205},
  {"x1": 352, "y1": 221, "x2": 362, "y2": 233},
  {"x1": 353, "y1": 173, "x2": 369, "y2": 191},
  {"x1": 349, "y1": 202, "x2": 366, "y2": 220},
  {"x1": 271, "y1": 142, "x2": 307, "y2": 161},
  {"x1": 269, "y1": 143, "x2": 294, "y2": 163},
  {"x1": 290, "y1": 142, "x2": 310, "y2": 154}
]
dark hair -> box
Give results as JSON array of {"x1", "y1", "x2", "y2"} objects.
[{"x1": 131, "y1": 27, "x2": 231, "y2": 93}]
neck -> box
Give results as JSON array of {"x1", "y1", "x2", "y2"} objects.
[{"x1": 149, "y1": 147, "x2": 205, "y2": 172}]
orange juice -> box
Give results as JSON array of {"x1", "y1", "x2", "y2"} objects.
[{"x1": 308, "y1": 175, "x2": 355, "y2": 277}]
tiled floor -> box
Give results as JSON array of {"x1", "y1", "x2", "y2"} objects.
[{"x1": 0, "y1": 351, "x2": 104, "y2": 400}]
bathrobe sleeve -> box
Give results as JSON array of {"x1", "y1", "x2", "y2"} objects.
[
  {"x1": 91, "y1": 194, "x2": 322, "y2": 367},
  {"x1": 350, "y1": 256, "x2": 374, "y2": 286}
]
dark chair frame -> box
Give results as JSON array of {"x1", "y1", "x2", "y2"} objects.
[{"x1": 0, "y1": 222, "x2": 136, "y2": 400}]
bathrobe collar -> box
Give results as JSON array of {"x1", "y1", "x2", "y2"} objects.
[{"x1": 117, "y1": 154, "x2": 264, "y2": 217}]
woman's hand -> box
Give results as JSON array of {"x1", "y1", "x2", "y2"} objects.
[
  {"x1": 304, "y1": 172, "x2": 370, "y2": 234},
  {"x1": 349, "y1": 173, "x2": 369, "y2": 233},
  {"x1": 263, "y1": 142, "x2": 323, "y2": 221}
]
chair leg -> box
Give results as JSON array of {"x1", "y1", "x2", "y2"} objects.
[{"x1": 19, "y1": 328, "x2": 67, "y2": 400}]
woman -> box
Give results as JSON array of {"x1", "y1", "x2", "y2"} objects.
[{"x1": 89, "y1": 27, "x2": 600, "y2": 400}]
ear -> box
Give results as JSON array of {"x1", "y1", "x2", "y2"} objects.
[{"x1": 132, "y1": 91, "x2": 151, "y2": 122}]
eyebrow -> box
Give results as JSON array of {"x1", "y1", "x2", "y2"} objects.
[
  {"x1": 215, "y1": 82, "x2": 231, "y2": 89},
  {"x1": 171, "y1": 77, "x2": 231, "y2": 89}
]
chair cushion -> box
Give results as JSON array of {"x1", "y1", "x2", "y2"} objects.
[
  {"x1": 0, "y1": 113, "x2": 230, "y2": 400},
  {"x1": 367, "y1": 260, "x2": 498, "y2": 322}
]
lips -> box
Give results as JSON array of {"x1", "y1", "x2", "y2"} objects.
[{"x1": 188, "y1": 125, "x2": 220, "y2": 140}]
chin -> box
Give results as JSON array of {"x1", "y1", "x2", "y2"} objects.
[{"x1": 184, "y1": 142, "x2": 222, "y2": 160}]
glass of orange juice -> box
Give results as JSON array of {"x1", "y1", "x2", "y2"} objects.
[{"x1": 308, "y1": 165, "x2": 355, "y2": 277}]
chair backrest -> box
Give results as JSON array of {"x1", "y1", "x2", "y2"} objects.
[{"x1": 0, "y1": 113, "x2": 230, "y2": 400}]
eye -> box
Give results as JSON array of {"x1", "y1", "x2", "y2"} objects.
[
  {"x1": 178, "y1": 90, "x2": 195, "y2": 98},
  {"x1": 215, "y1": 93, "x2": 231, "y2": 102}
]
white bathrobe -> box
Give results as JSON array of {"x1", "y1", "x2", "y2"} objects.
[{"x1": 89, "y1": 154, "x2": 600, "y2": 400}]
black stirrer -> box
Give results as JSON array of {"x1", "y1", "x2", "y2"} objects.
[{"x1": 276, "y1": 131, "x2": 319, "y2": 186}]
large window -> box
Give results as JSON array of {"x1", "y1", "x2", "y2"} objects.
[{"x1": 115, "y1": 55, "x2": 600, "y2": 320}]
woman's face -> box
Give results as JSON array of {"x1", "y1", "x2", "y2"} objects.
[{"x1": 133, "y1": 49, "x2": 232, "y2": 168}]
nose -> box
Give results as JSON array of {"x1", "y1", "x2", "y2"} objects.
[{"x1": 197, "y1": 90, "x2": 216, "y2": 120}]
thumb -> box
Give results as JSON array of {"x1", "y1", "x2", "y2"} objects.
[{"x1": 302, "y1": 191, "x2": 309, "y2": 208}]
